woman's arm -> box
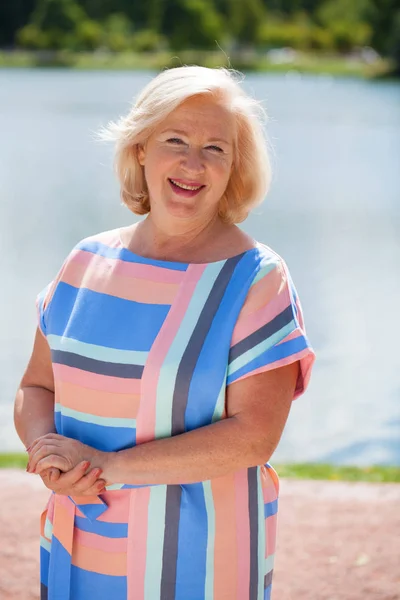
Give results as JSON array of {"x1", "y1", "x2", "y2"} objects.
[
  {"x1": 28, "y1": 361, "x2": 298, "y2": 485},
  {"x1": 16, "y1": 328, "x2": 106, "y2": 495},
  {"x1": 14, "y1": 328, "x2": 57, "y2": 448}
]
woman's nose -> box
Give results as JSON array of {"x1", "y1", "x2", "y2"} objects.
[{"x1": 181, "y1": 148, "x2": 205, "y2": 174}]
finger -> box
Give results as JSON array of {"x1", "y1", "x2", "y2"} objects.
[
  {"x1": 27, "y1": 433, "x2": 64, "y2": 454},
  {"x1": 28, "y1": 443, "x2": 66, "y2": 472},
  {"x1": 28, "y1": 439, "x2": 64, "y2": 461},
  {"x1": 83, "y1": 479, "x2": 107, "y2": 496},
  {"x1": 34, "y1": 455, "x2": 71, "y2": 475},
  {"x1": 72, "y1": 468, "x2": 105, "y2": 495},
  {"x1": 55, "y1": 462, "x2": 91, "y2": 487},
  {"x1": 49, "y1": 468, "x2": 61, "y2": 483}
]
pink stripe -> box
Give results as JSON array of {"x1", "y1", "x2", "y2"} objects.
[
  {"x1": 265, "y1": 514, "x2": 277, "y2": 555},
  {"x1": 136, "y1": 264, "x2": 206, "y2": 444},
  {"x1": 232, "y1": 348, "x2": 315, "y2": 400},
  {"x1": 53, "y1": 364, "x2": 141, "y2": 394},
  {"x1": 231, "y1": 287, "x2": 292, "y2": 346},
  {"x1": 65, "y1": 268, "x2": 178, "y2": 304},
  {"x1": 70, "y1": 496, "x2": 104, "y2": 506},
  {"x1": 97, "y1": 490, "x2": 131, "y2": 523},
  {"x1": 234, "y1": 469, "x2": 250, "y2": 600},
  {"x1": 239, "y1": 266, "x2": 283, "y2": 317},
  {"x1": 69, "y1": 248, "x2": 186, "y2": 284},
  {"x1": 74, "y1": 528, "x2": 127, "y2": 553},
  {"x1": 127, "y1": 488, "x2": 151, "y2": 600}
]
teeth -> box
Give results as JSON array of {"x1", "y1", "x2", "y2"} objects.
[{"x1": 170, "y1": 179, "x2": 202, "y2": 191}]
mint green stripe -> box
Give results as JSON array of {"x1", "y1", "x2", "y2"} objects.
[
  {"x1": 44, "y1": 517, "x2": 53, "y2": 541},
  {"x1": 54, "y1": 403, "x2": 136, "y2": 428},
  {"x1": 203, "y1": 480, "x2": 215, "y2": 599},
  {"x1": 47, "y1": 334, "x2": 148, "y2": 365},
  {"x1": 144, "y1": 485, "x2": 168, "y2": 599},
  {"x1": 40, "y1": 536, "x2": 51, "y2": 552},
  {"x1": 155, "y1": 262, "x2": 226, "y2": 438},
  {"x1": 212, "y1": 377, "x2": 226, "y2": 423},
  {"x1": 257, "y1": 467, "x2": 266, "y2": 599},
  {"x1": 105, "y1": 483, "x2": 124, "y2": 491},
  {"x1": 265, "y1": 553, "x2": 275, "y2": 574},
  {"x1": 250, "y1": 260, "x2": 278, "y2": 286},
  {"x1": 227, "y1": 320, "x2": 296, "y2": 377}
]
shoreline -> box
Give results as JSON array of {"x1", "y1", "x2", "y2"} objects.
[
  {"x1": 1, "y1": 453, "x2": 399, "y2": 482},
  {"x1": 0, "y1": 49, "x2": 393, "y2": 78}
]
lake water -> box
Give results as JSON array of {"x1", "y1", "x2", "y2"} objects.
[{"x1": 1, "y1": 69, "x2": 399, "y2": 465}]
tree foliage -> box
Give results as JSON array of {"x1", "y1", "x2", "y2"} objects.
[{"x1": 2, "y1": 0, "x2": 400, "y2": 71}]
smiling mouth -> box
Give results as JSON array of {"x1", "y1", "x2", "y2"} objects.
[
  {"x1": 168, "y1": 178, "x2": 205, "y2": 196},
  {"x1": 169, "y1": 178, "x2": 204, "y2": 191}
]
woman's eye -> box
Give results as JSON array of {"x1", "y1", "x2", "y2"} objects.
[
  {"x1": 207, "y1": 145, "x2": 223, "y2": 153},
  {"x1": 167, "y1": 138, "x2": 184, "y2": 145}
]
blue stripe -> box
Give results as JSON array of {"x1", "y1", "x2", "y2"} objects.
[
  {"x1": 227, "y1": 335, "x2": 309, "y2": 384},
  {"x1": 264, "y1": 499, "x2": 278, "y2": 518},
  {"x1": 56, "y1": 414, "x2": 135, "y2": 452},
  {"x1": 77, "y1": 239, "x2": 189, "y2": 271},
  {"x1": 264, "y1": 584, "x2": 272, "y2": 600},
  {"x1": 46, "y1": 282, "x2": 170, "y2": 350},
  {"x1": 70, "y1": 565, "x2": 127, "y2": 599},
  {"x1": 48, "y1": 536, "x2": 71, "y2": 599},
  {"x1": 73, "y1": 502, "x2": 107, "y2": 521},
  {"x1": 185, "y1": 251, "x2": 259, "y2": 430},
  {"x1": 40, "y1": 544, "x2": 50, "y2": 587},
  {"x1": 74, "y1": 515, "x2": 128, "y2": 538},
  {"x1": 175, "y1": 483, "x2": 208, "y2": 600}
]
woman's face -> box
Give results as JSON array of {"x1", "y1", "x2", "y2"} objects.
[{"x1": 138, "y1": 95, "x2": 235, "y2": 223}]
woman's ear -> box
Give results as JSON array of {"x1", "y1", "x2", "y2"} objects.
[{"x1": 137, "y1": 144, "x2": 145, "y2": 166}]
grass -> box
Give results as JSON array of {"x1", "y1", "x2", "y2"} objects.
[
  {"x1": 1, "y1": 453, "x2": 399, "y2": 482},
  {"x1": 0, "y1": 49, "x2": 393, "y2": 78},
  {"x1": 275, "y1": 463, "x2": 400, "y2": 483}
]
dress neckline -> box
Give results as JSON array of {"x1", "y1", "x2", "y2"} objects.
[{"x1": 117, "y1": 226, "x2": 261, "y2": 267}]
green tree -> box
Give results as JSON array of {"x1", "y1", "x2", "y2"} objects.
[
  {"x1": 231, "y1": 0, "x2": 266, "y2": 45},
  {"x1": 19, "y1": 0, "x2": 87, "y2": 49},
  {"x1": 364, "y1": 0, "x2": 400, "y2": 73},
  {"x1": 163, "y1": 0, "x2": 224, "y2": 50},
  {"x1": 316, "y1": 0, "x2": 372, "y2": 52}
]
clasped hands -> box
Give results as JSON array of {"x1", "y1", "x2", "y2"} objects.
[{"x1": 26, "y1": 433, "x2": 110, "y2": 497}]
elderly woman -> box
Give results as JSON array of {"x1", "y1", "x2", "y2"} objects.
[{"x1": 15, "y1": 66, "x2": 315, "y2": 600}]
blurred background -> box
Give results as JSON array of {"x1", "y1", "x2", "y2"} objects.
[{"x1": 1, "y1": 0, "x2": 399, "y2": 467}]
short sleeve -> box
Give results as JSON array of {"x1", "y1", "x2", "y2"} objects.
[
  {"x1": 36, "y1": 281, "x2": 54, "y2": 337},
  {"x1": 35, "y1": 252, "x2": 72, "y2": 338},
  {"x1": 227, "y1": 256, "x2": 316, "y2": 400}
]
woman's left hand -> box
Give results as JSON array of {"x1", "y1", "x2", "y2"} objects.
[{"x1": 26, "y1": 433, "x2": 105, "y2": 476}]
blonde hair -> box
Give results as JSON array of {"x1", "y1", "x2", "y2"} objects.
[{"x1": 102, "y1": 66, "x2": 271, "y2": 224}]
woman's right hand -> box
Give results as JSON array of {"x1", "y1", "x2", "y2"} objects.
[{"x1": 40, "y1": 461, "x2": 106, "y2": 496}]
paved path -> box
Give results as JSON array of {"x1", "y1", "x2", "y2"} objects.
[{"x1": 1, "y1": 470, "x2": 399, "y2": 599}]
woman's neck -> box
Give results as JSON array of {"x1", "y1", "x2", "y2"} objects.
[{"x1": 132, "y1": 214, "x2": 230, "y2": 261}]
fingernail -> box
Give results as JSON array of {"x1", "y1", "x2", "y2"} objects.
[
  {"x1": 82, "y1": 461, "x2": 90, "y2": 470},
  {"x1": 93, "y1": 468, "x2": 102, "y2": 477}
]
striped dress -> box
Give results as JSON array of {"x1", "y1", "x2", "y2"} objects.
[{"x1": 36, "y1": 228, "x2": 315, "y2": 600}]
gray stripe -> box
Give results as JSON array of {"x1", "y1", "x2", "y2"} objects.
[
  {"x1": 160, "y1": 485, "x2": 182, "y2": 600},
  {"x1": 40, "y1": 583, "x2": 48, "y2": 600},
  {"x1": 229, "y1": 305, "x2": 294, "y2": 362},
  {"x1": 264, "y1": 569, "x2": 273, "y2": 588},
  {"x1": 248, "y1": 467, "x2": 259, "y2": 600},
  {"x1": 171, "y1": 254, "x2": 244, "y2": 436},
  {"x1": 51, "y1": 350, "x2": 144, "y2": 379}
]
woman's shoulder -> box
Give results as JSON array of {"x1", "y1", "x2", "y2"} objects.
[{"x1": 72, "y1": 227, "x2": 122, "y2": 253}]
